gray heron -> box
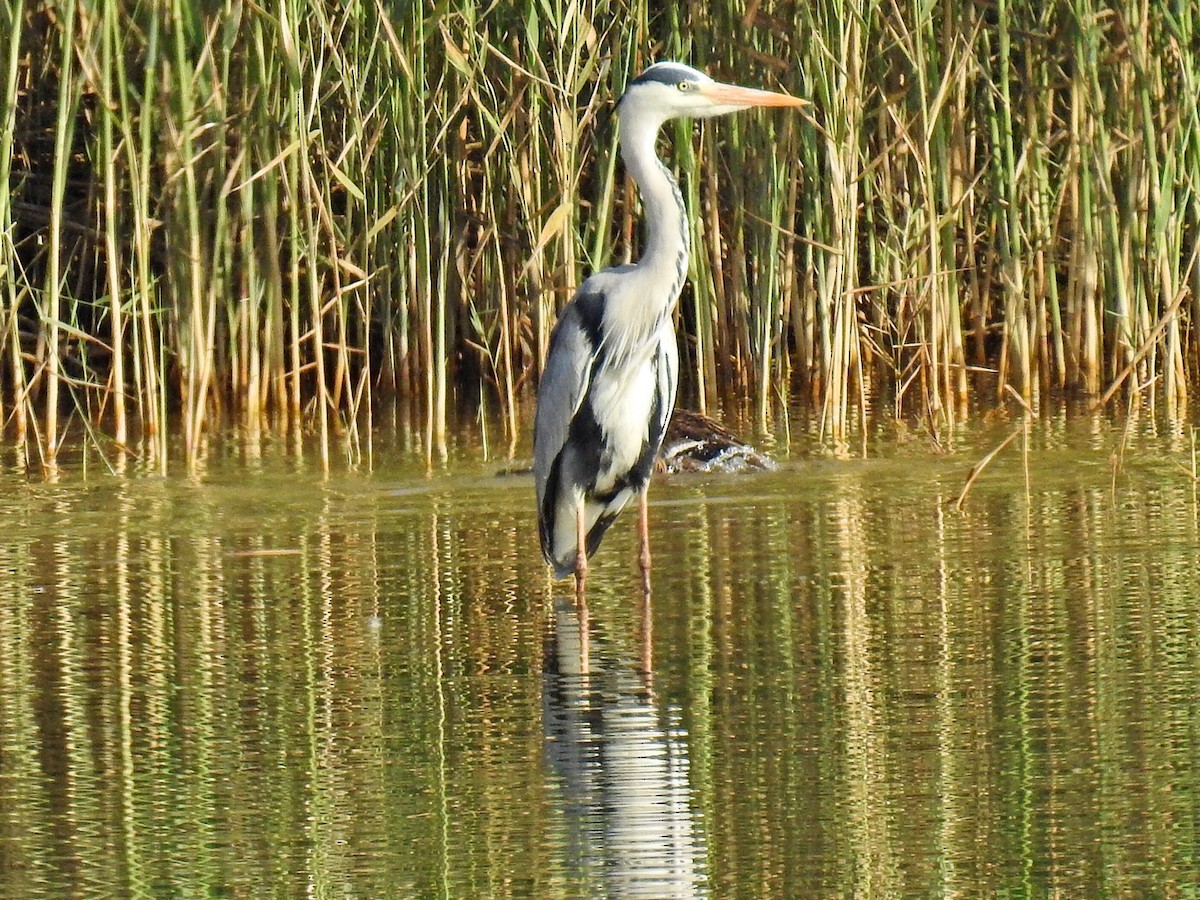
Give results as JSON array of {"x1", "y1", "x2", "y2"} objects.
[{"x1": 533, "y1": 61, "x2": 808, "y2": 598}]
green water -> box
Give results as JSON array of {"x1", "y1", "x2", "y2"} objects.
[{"x1": 1, "y1": 413, "x2": 1199, "y2": 896}]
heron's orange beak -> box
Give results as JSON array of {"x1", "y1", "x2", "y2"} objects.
[{"x1": 700, "y1": 82, "x2": 810, "y2": 109}]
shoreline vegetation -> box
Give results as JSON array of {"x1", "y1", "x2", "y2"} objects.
[{"x1": 1, "y1": 1, "x2": 1197, "y2": 472}]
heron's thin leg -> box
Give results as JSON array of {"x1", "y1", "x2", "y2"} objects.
[
  {"x1": 574, "y1": 503, "x2": 588, "y2": 606},
  {"x1": 638, "y1": 487, "x2": 652, "y2": 596}
]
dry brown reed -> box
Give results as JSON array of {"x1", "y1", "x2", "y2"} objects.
[{"x1": 1, "y1": 0, "x2": 1197, "y2": 470}]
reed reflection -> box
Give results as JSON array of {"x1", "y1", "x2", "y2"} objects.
[
  {"x1": 543, "y1": 597, "x2": 706, "y2": 897},
  {"x1": 2, "y1": 423, "x2": 1200, "y2": 895}
]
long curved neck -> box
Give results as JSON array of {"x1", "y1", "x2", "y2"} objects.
[{"x1": 618, "y1": 111, "x2": 690, "y2": 301}]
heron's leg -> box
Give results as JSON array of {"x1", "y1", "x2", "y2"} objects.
[
  {"x1": 638, "y1": 487, "x2": 652, "y2": 596},
  {"x1": 574, "y1": 502, "x2": 588, "y2": 606}
]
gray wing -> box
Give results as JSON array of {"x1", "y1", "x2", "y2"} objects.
[{"x1": 533, "y1": 300, "x2": 600, "y2": 511}]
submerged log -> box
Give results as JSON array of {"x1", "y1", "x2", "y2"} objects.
[
  {"x1": 500, "y1": 408, "x2": 776, "y2": 477},
  {"x1": 658, "y1": 408, "x2": 776, "y2": 474}
]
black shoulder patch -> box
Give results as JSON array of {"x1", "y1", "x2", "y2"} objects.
[{"x1": 572, "y1": 291, "x2": 605, "y2": 346}]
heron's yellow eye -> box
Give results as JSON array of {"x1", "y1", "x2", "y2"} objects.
[{"x1": 677, "y1": 81, "x2": 692, "y2": 92}]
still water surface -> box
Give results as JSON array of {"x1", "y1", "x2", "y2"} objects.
[{"x1": 1, "y1": 412, "x2": 1199, "y2": 895}]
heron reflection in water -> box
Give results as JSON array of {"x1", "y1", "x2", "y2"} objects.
[
  {"x1": 533, "y1": 62, "x2": 808, "y2": 600},
  {"x1": 543, "y1": 599, "x2": 705, "y2": 896}
]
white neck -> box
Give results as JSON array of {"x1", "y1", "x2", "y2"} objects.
[{"x1": 618, "y1": 108, "x2": 690, "y2": 302}]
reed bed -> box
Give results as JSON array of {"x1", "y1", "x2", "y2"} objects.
[{"x1": 1, "y1": 0, "x2": 1197, "y2": 470}]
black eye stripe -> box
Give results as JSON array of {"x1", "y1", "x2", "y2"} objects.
[{"x1": 630, "y1": 64, "x2": 700, "y2": 89}]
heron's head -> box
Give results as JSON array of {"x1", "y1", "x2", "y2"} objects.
[{"x1": 617, "y1": 62, "x2": 808, "y2": 125}]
